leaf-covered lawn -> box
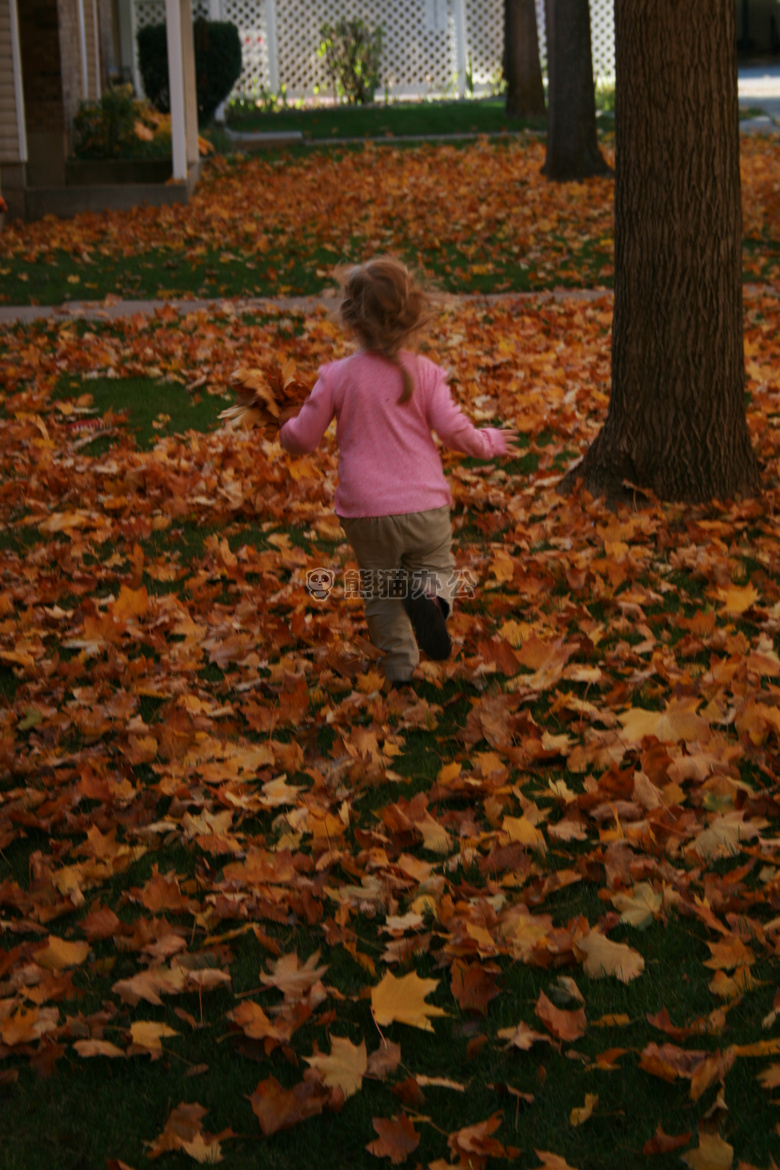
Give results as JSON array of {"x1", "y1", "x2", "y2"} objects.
[
  {"x1": 2, "y1": 132, "x2": 780, "y2": 305},
  {"x1": 1, "y1": 292, "x2": 780, "y2": 1168}
]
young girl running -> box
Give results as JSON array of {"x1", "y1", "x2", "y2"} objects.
[{"x1": 279, "y1": 257, "x2": 518, "y2": 684}]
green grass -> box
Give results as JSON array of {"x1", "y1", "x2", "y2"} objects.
[
  {"x1": 66, "y1": 375, "x2": 227, "y2": 450},
  {"x1": 225, "y1": 95, "x2": 545, "y2": 139}
]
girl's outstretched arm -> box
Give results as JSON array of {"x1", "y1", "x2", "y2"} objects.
[
  {"x1": 278, "y1": 373, "x2": 336, "y2": 454},
  {"x1": 427, "y1": 374, "x2": 518, "y2": 460}
]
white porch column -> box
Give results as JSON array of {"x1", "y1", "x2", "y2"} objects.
[
  {"x1": 180, "y1": 0, "x2": 200, "y2": 167},
  {"x1": 266, "y1": 0, "x2": 279, "y2": 94},
  {"x1": 453, "y1": 0, "x2": 467, "y2": 98},
  {"x1": 93, "y1": 0, "x2": 101, "y2": 98},
  {"x1": 127, "y1": 0, "x2": 142, "y2": 96},
  {"x1": 165, "y1": 0, "x2": 188, "y2": 180},
  {"x1": 9, "y1": 0, "x2": 28, "y2": 162},
  {"x1": 77, "y1": 0, "x2": 89, "y2": 99}
]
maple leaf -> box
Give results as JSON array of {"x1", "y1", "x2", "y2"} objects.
[
  {"x1": 574, "y1": 932, "x2": 645, "y2": 983},
  {"x1": 497, "y1": 1021, "x2": 552, "y2": 1051},
  {"x1": 366, "y1": 1113, "x2": 421, "y2": 1164},
  {"x1": 450, "y1": 960, "x2": 501, "y2": 1015},
  {"x1": 260, "y1": 950, "x2": 329, "y2": 1001},
  {"x1": 680, "y1": 1132, "x2": 734, "y2": 1170},
  {"x1": 642, "y1": 1125, "x2": 692, "y2": 1156},
  {"x1": 714, "y1": 582, "x2": 759, "y2": 615},
  {"x1": 366, "y1": 1039, "x2": 402, "y2": 1080},
  {"x1": 371, "y1": 970, "x2": 448, "y2": 1031},
  {"x1": 448, "y1": 1112, "x2": 520, "y2": 1162},
  {"x1": 534, "y1": 1153, "x2": 580, "y2": 1170},
  {"x1": 129, "y1": 1020, "x2": 179, "y2": 1059},
  {"x1": 758, "y1": 1063, "x2": 780, "y2": 1089},
  {"x1": 569, "y1": 1093, "x2": 598, "y2": 1127},
  {"x1": 112, "y1": 965, "x2": 187, "y2": 1006},
  {"x1": 220, "y1": 358, "x2": 310, "y2": 432},
  {"x1": 304, "y1": 1035, "x2": 367, "y2": 1099},
  {"x1": 34, "y1": 936, "x2": 90, "y2": 970},
  {"x1": 248, "y1": 1073, "x2": 330, "y2": 1135},
  {"x1": 73, "y1": 1039, "x2": 126, "y2": 1058},
  {"x1": 610, "y1": 882, "x2": 662, "y2": 929},
  {"x1": 145, "y1": 1102, "x2": 230, "y2": 1163},
  {"x1": 534, "y1": 990, "x2": 587, "y2": 1042},
  {"x1": 617, "y1": 698, "x2": 710, "y2": 747}
]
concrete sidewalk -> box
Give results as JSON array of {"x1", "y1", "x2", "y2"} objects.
[
  {"x1": 0, "y1": 288, "x2": 621, "y2": 328},
  {"x1": 739, "y1": 64, "x2": 780, "y2": 126}
]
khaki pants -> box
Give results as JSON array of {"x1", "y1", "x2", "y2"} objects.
[{"x1": 341, "y1": 506, "x2": 455, "y2": 682}]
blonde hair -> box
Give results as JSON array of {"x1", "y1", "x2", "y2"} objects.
[{"x1": 337, "y1": 257, "x2": 433, "y2": 404}]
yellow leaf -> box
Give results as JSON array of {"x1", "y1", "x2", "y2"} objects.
[
  {"x1": 130, "y1": 1021, "x2": 179, "y2": 1055},
  {"x1": 73, "y1": 1039, "x2": 126, "y2": 1058},
  {"x1": 534, "y1": 1152, "x2": 580, "y2": 1170},
  {"x1": 569, "y1": 1093, "x2": 598, "y2": 1127},
  {"x1": 502, "y1": 814, "x2": 547, "y2": 853},
  {"x1": 371, "y1": 970, "x2": 448, "y2": 1032},
  {"x1": 611, "y1": 883, "x2": 662, "y2": 930},
  {"x1": 618, "y1": 698, "x2": 710, "y2": 747},
  {"x1": 35, "y1": 936, "x2": 90, "y2": 970},
  {"x1": 575, "y1": 932, "x2": 644, "y2": 983},
  {"x1": 715, "y1": 583, "x2": 759, "y2": 615},
  {"x1": 304, "y1": 1036, "x2": 367, "y2": 1099},
  {"x1": 680, "y1": 1132, "x2": 733, "y2": 1170}
]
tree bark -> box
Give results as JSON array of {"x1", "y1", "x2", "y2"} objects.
[
  {"x1": 543, "y1": 0, "x2": 610, "y2": 180},
  {"x1": 504, "y1": 0, "x2": 545, "y2": 120},
  {"x1": 564, "y1": 0, "x2": 760, "y2": 504}
]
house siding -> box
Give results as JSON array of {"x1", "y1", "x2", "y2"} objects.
[
  {"x1": 0, "y1": 0, "x2": 22, "y2": 163},
  {"x1": 83, "y1": 0, "x2": 101, "y2": 100}
]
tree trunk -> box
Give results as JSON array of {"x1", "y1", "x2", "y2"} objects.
[
  {"x1": 543, "y1": 0, "x2": 610, "y2": 180},
  {"x1": 504, "y1": 0, "x2": 545, "y2": 120},
  {"x1": 564, "y1": 0, "x2": 760, "y2": 504}
]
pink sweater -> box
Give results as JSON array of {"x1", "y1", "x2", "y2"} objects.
[{"x1": 279, "y1": 350, "x2": 508, "y2": 518}]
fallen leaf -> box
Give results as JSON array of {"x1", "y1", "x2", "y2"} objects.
[
  {"x1": 371, "y1": 971, "x2": 448, "y2": 1032},
  {"x1": 366, "y1": 1113, "x2": 420, "y2": 1164}
]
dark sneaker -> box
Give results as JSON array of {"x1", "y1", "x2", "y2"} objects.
[{"x1": 402, "y1": 594, "x2": 451, "y2": 660}]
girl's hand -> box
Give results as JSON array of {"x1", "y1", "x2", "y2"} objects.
[{"x1": 499, "y1": 425, "x2": 522, "y2": 456}]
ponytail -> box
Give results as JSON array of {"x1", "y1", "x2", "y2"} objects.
[{"x1": 336, "y1": 257, "x2": 434, "y2": 406}]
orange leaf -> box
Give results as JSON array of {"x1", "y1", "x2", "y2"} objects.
[{"x1": 534, "y1": 990, "x2": 586, "y2": 1042}]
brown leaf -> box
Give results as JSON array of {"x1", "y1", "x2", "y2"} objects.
[
  {"x1": 448, "y1": 1112, "x2": 520, "y2": 1162},
  {"x1": 366, "y1": 1113, "x2": 420, "y2": 1164},
  {"x1": 450, "y1": 960, "x2": 501, "y2": 1015},
  {"x1": 248, "y1": 1074, "x2": 330, "y2": 1135},
  {"x1": 642, "y1": 1124, "x2": 693, "y2": 1155}
]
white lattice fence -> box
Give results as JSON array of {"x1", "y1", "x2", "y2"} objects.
[
  {"x1": 131, "y1": 0, "x2": 616, "y2": 103},
  {"x1": 223, "y1": 0, "x2": 270, "y2": 96},
  {"x1": 535, "y1": 0, "x2": 615, "y2": 80},
  {"x1": 465, "y1": 0, "x2": 504, "y2": 89},
  {"x1": 272, "y1": 0, "x2": 459, "y2": 99}
]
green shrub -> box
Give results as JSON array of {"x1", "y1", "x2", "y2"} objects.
[
  {"x1": 73, "y1": 86, "x2": 137, "y2": 158},
  {"x1": 318, "y1": 19, "x2": 384, "y2": 105},
  {"x1": 137, "y1": 18, "x2": 242, "y2": 126}
]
